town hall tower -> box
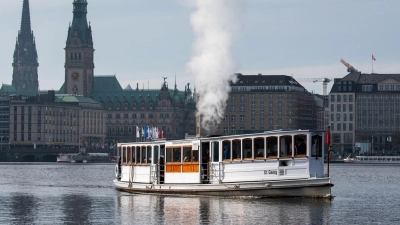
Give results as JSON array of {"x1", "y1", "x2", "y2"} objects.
[
  {"x1": 12, "y1": 0, "x2": 39, "y2": 92},
  {"x1": 64, "y1": 0, "x2": 94, "y2": 97}
]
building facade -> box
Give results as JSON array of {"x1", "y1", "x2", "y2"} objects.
[
  {"x1": 329, "y1": 72, "x2": 400, "y2": 155},
  {"x1": 198, "y1": 74, "x2": 323, "y2": 136},
  {"x1": 9, "y1": 91, "x2": 106, "y2": 149},
  {"x1": 90, "y1": 77, "x2": 197, "y2": 142},
  {"x1": 12, "y1": 0, "x2": 39, "y2": 93},
  {"x1": 0, "y1": 97, "x2": 10, "y2": 151}
]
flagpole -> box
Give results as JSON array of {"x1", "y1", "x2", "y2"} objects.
[{"x1": 372, "y1": 55, "x2": 373, "y2": 73}]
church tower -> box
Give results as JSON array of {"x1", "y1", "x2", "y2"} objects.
[
  {"x1": 12, "y1": 0, "x2": 39, "y2": 92},
  {"x1": 64, "y1": 0, "x2": 94, "y2": 97}
]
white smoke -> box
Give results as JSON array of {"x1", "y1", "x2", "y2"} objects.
[{"x1": 187, "y1": 0, "x2": 245, "y2": 132}]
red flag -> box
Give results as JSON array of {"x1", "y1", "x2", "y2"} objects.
[
  {"x1": 325, "y1": 126, "x2": 331, "y2": 146},
  {"x1": 372, "y1": 54, "x2": 376, "y2": 61}
]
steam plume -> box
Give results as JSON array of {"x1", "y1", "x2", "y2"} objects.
[{"x1": 187, "y1": 0, "x2": 245, "y2": 132}]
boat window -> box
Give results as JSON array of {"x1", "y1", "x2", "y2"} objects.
[
  {"x1": 153, "y1": 146, "x2": 159, "y2": 164},
  {"x1": 173, "y1": 147, "x2": 181, "y2": 162},
  {"x1": 267, "y1": 136, "x2": 278, "y2": 157},
  {"x1": 147, "y1": 146, "x2": 152, "y2": 164},
  {"x1": 166, "y1": 147, "x2": 173, "y2": 163},
  {"x1": 294, "y1": 135, "x2": 307, "y2": 156},
  {"x1": 232, "y1": 139, "x2": 241, "y2": 160},
  {"x1": 222, "y1": 140, "x2": 231, "y2": 161},
  {"x1": 311, "y1": 134, "x2": 322, "y2": 157},
  {"x1": 127, "y1": 147, "x2": 132, "y2": 164},
  {"x1": 141, "y1": 146, "x2": 147, "y2": 164},
  {"x1": 121, "y1": 147, "x2": 126, "y2": 164},
  {"x1": 183, "y1": 147, "x2": 193, "y2": 162},
  {"x1": 254, "y1": 137, "x2": 265, "y2": 159},
  {"x1": 212, "y1": 142, "x2": 219, "y2": 162},
  {"x1": 135, "y1": 147, "x2": 140, "y2": 164},
  {"x1": 279, "y1": 135, "x2": 292, "y2": 158},
  {"x1": 243, "y1": 138, "x2": 252, "y2": 159}
]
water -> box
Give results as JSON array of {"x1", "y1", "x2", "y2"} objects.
[{"x1": 0, "y1": 163, "x2": 399, "y2": 224}]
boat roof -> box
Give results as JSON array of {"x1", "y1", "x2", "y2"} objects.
[{"x1": 118, "y1": 129, "x2": 324, "y2": 146}]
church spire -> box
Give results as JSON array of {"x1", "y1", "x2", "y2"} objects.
[
  {"x1": 12, "y1": 0, "x2": 39, "y2": 92},
  {"x1": 20, "y1": 0, "x2": 32, "y2": 37}
]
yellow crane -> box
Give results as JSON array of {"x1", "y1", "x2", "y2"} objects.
[
  {"x1": 340, "y1": 58, "x2": 358, "y2": 73},
  {"x1": 296, "y1": 78, "x2": 332, "y2": 96}
]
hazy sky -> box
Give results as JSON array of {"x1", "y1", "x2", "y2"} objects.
[{"x1": 1, "y1": 0, "x2": 400, "y2": 95}]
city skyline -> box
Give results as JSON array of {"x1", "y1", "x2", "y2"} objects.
[{"x1": 1, "y1": 0, "x2": 400, "y2": 95}]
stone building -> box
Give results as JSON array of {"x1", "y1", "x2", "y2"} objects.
[
  {"x1": 9, "y1": 91, "x2": 106, "y2": 149},
  {"x1": 329, "y1": 71, "x2": 400, "y2": 155},
  {"x1": 64, "y1": 0, "x2": 94, "y2": 97},
  {"x1": 198, "y1": 74, "x2": 323, "y2": 136}
]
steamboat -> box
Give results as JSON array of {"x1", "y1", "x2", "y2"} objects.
[{"x1": 113, "y1": 130, "x2": 333, "y2": 198}]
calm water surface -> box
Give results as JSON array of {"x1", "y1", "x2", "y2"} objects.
[{"x1": 0, "y1": 163, "x2": 399, "y2": 224}]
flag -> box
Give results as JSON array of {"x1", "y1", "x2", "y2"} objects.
[
  {"x1": 372, "y1": 54, "x2": 376, "y2": 61},
  {"x1": 141, "y1": 127, "x2": 144, "y2": 137},
  {"x1": 136, "y1": 126, "x2": 140, "y2": 138},
  {"x1": 145, "y1": 126, "x2": 149, "y2": 138}
]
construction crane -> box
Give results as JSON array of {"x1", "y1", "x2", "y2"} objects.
[
  {"x1": 296, "y1": 78, "x2": 332, "y2": 96},
  {"x1": 340, "y1": 58, "x2": 358, "y2": 72}
]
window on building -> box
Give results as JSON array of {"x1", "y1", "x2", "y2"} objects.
[
  {"x1": 231, "y1": 105, "x2": 235, "y2": 112},
  {"x1": 251, "y1": 110, "x2": 255, "y2": 116},
  {"x1": 240, "y1": 105, "x2": 244, "y2": 111},
  {"x1": 260, "y1": 110, "x2": 264, "y2": 116},
  {"x1": 337, "y1": 95, "x2": 341, "y2": 102},
  {"x1": 344, "y1": 114, "x2": 347, "y2": 121},
  {"x1": 269, "y1": 102, "x2": 273, "y2": 108},
  {"x1": 349, "y1": 104, "x2": 353, "y2": 112},
  {"x1": 331, "y1": 114, "x2": 334, "y2": 121},
  {"x1": 278, "y1": 101, "x2": 282, "y2": 108},
  {"x1": 251, "y1": 102, "x2": 255, "y2": 108},
  {"x1": 240, "y1": 115, "x2": 244, "y2": 122},
  {"x1": 331, "y1": 95, "x2": 335, "y2": 102},
  {"x1": 337, "y1": 123, "x2": 341, "y2": 131},
  {"x1": 350, "y1": 114, "x2": 353, "y2": 121},
  {"x1": 278, "y1": 118, "x2": 282, "y2": 125},
  {"x1": 231, "y1": 95, "x2": 235, "y2": 102},
  {"x1": 278, "y1": 110, "x2": 282, "y2": 116},
  {"x1": 336, "y1": 114, "x2": 340, "y2": 121},
  {"x1": 231, "y1": 115, "x2": 235, "y2": 122},
  {"x1": 240, "y1": 95, "x2": 244, "y2": 102},
  {"x1": 343, "y1": 104, "x2": 346, "y2": 112},
  {"x1": 343, "y1": 95, "x2": 347, "y2": 102},
  {"x1": 260, "y1": 118, "x2": 264, "y2": 125},
  {"x1": 337, "y1": 105, "x2": 341, "y2": 112},
  {"x1": 349, "y1": 95, "x2": 353, "y2": 102},
  {"x1": 251, "y1": 118, "x2": 255, "y2": 125},
  {"x1": 331, "y1": 104, "x2": 334, "y2": 112},
  {"x1": 269, "y1": 110, "x2": 273, "y2": 116},
  {"x1": 252, "y1": 94, "x2": 255, "y2": 99},
  {"x1": 269, "y1": 118, "x2": 273, "y2": 125},
  {"x1": 343, "y1": 123, "x2": 347, "y2": 131},
  {"x1": 349, "y1": 123, "x2": 353, "y2": 131},
  {"x1": 260, "y1": 102, "x2": 264, "y2": 107}
]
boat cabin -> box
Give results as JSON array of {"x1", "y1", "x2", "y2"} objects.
[{"x1": 117, "y1": 130, "x2": 325, "y2": 185}]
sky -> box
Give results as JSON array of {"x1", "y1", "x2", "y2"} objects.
[{"x1": 1, "y1": 0, "x2": 400, "y2": 95}]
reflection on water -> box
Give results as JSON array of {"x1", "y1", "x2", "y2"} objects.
[
  {"x1": 1, "y1": 163, "x2": 400, "y2": 224},
  {"x1": 11, "y1": 193, "x2": 37, "y2": 224},
  {"x1": 62, "y1": 194, "x2": 92, "y2": 224},
  {"x1": 115, "y1": 195, "x2": 332, "y2": 224}
]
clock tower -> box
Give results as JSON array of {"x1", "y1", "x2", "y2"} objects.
[{"x1": 64, "y1": 0, "x2": 94, "y2": 97}]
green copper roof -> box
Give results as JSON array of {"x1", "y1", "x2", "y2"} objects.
[{"x1": 54, "y1": 94, "x2": 99, "y2": 104}]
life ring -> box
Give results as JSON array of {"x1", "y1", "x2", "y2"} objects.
[{"x1": 115, "y1": 164, "x2": 119, "y2": 178}]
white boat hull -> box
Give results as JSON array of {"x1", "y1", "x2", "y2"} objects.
[{"x1": 113, "y1": 178, "x2": 333, "y2": 198}]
